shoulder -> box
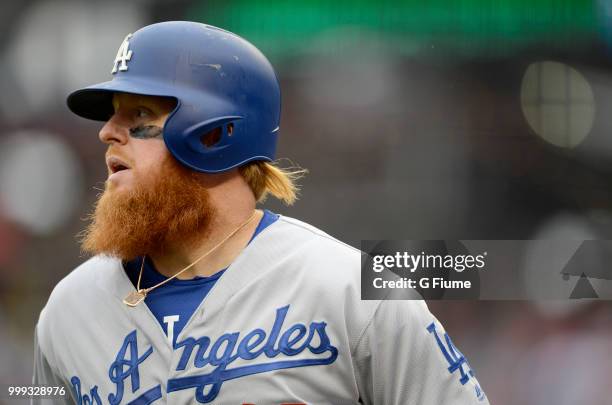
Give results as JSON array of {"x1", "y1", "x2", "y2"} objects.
[
  {"x1": 261, "y1": 215, "x2": 381, "y2": 325},
  {"x1": 265, "y1": 217, "x2": 440, "y2": 352},
  {"x1": 265, "y1": 215, "x2": 364, "y2": 285},
  {"x1": 36, "y1": 256, "x2": 122, "y2": 354}
]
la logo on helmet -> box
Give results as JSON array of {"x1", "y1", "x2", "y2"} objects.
[{"x1": 111, "y1": 33, "x2": 133, "y2": 74}]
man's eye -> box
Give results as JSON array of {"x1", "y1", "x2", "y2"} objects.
[{"x1": 136, "y1": 108, "x2": 151, "y2": 118}]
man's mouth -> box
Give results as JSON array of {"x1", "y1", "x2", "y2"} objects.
[{"x1": 106, "y1": 156, "x2": 131, "y2": 174}]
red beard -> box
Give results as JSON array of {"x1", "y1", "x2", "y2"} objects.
[{"x1": 80, "y1": 153, "x2": 215, "y2": 261}]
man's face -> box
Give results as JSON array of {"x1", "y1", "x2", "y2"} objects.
[
  {"x1": 99, "y1": 92, "x2": 177, "y2": 192},
  {"x1": 80, "y1": 92, "x2": 215, "y2": 260}
]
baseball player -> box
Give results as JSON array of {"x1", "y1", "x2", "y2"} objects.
[{"x1": 33, "y1": 21, "x2": 489, "y2": 404}]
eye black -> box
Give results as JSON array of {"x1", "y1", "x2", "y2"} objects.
[{"x1": 129, "y1": 125, "x2": 163, "y2": 139}]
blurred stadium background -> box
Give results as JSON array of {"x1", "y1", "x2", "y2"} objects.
[{"x1": 1, "y1": 0, "x2": 612, "y2": 404}]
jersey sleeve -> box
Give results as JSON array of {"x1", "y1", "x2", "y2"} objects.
[
  {"x1": 353, "y1": 300, "x2": 489, "y2": 405},
  {"x1": 31, "y1": 325, "x2": 73, "y2": 405}
]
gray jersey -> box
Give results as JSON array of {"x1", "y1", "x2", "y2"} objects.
[{"x1": 33, "y1": 216, "x2": 489, "y2": 404}]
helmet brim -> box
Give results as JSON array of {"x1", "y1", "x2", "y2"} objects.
[{"x1": 66, "y1": 78, "x2": 178, "y2": 121}]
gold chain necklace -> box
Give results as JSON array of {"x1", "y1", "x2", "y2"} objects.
[{"x1": 123, "y1": 211, "x2": 257, "y2": 307}]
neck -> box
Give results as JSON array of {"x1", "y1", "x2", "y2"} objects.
[{"x1": 148, "y1": 175, "x2": 262, "y2": 279}]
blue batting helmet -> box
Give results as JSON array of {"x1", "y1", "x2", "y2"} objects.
[{"x1": 67, "y1": 21, "x2": 280, "y2": 173}]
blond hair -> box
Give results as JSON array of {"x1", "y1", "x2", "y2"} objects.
[{"x1": 239, "y1": 161, "x2": 307, "y2": 205}]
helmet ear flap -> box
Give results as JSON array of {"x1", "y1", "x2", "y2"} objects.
[{"x1": 164, "y1": 113, "x2": 246, "y2": 172}]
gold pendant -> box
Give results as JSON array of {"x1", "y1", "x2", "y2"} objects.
[{"x1": 123, "y1": 289, "x2": 147, "y2": 307}]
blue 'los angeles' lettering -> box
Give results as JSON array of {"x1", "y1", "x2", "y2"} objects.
[
  {"x1": 69, "y1": 306, "x2": 335, "y2": 404},
  {"x1": 168, "y1": 305, "x2": 338, "y2": 403}
]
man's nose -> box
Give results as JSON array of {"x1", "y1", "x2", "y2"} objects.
[{"x1": 98, "y1": 115, "x2": 130, "y2": 145}]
